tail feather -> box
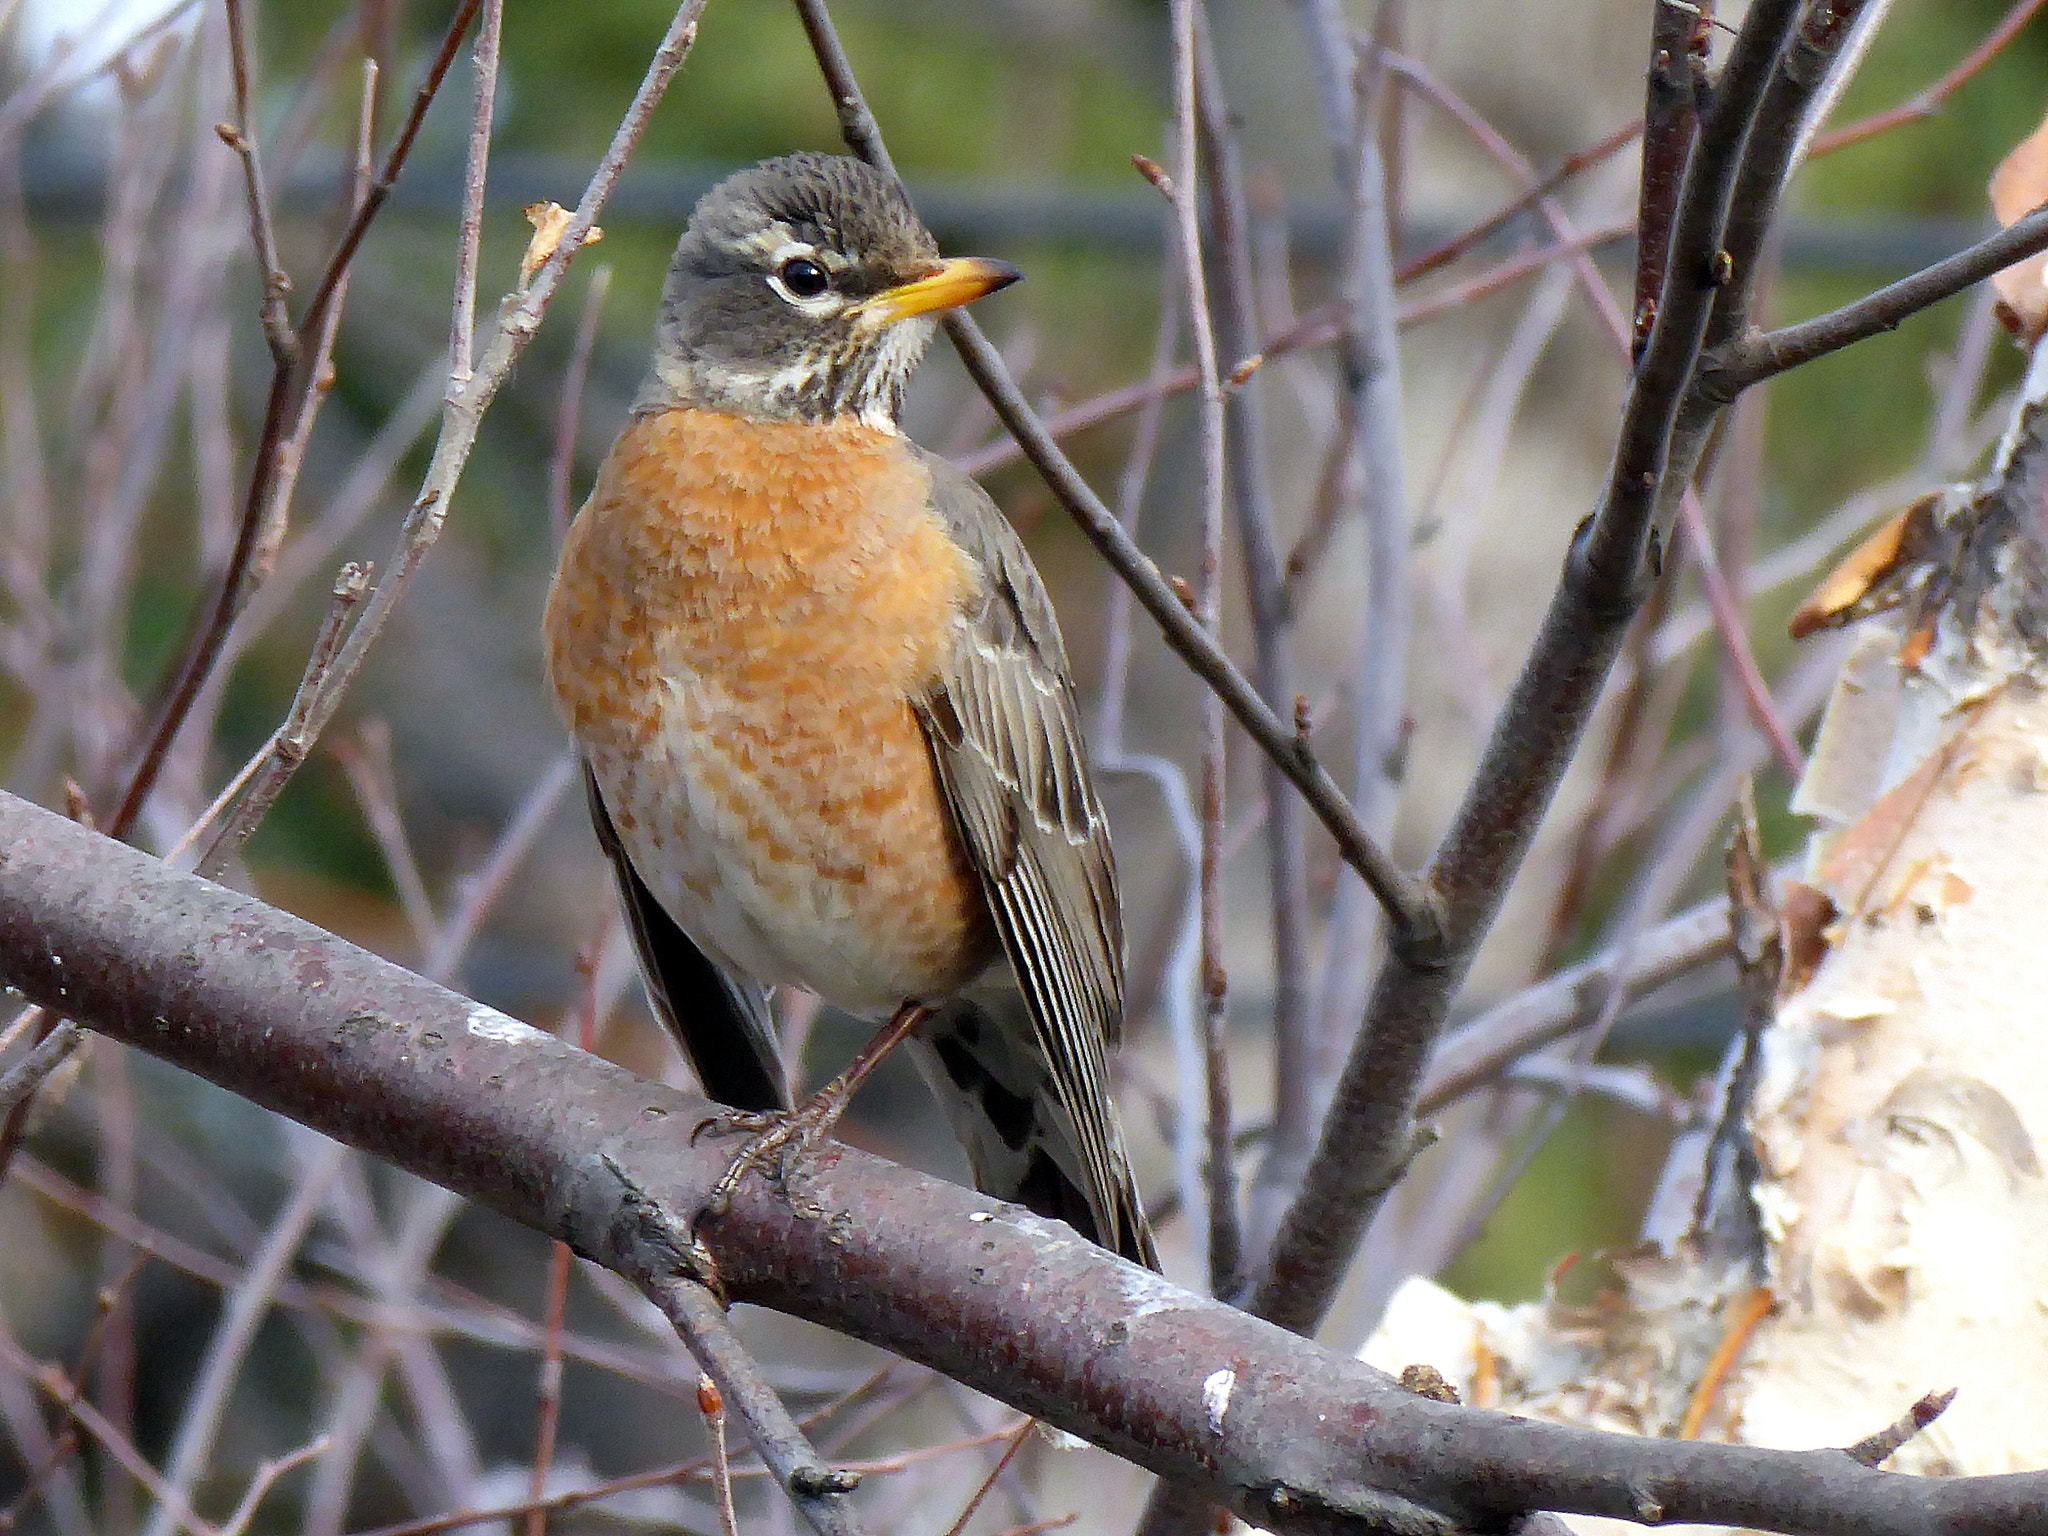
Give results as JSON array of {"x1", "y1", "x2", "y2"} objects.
[{"x1": 911, "y1": 993, "x2": 1158, "y2": 1271}]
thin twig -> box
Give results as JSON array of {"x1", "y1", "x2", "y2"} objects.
[
  {"x1": 249, "y1": 57, "x2": 378, "y2": 589},
  {"x1": 0, "y1": 1335, "x2": 218, "y2": 1536},
  {"x1": 1301, "y1": 17, "x2": 1413, "y2": 1221},
  {"x1": 1386, "y1": 46, "x2": 1800, "y2": 796},
  {"x1": 1395, "y1": 117, "x2": 1643, "y2": 288},
  {"x1": 1189, "y1": 4, "x2": 1316, "y2": 1243},
  {"x1": 330, "y1": 720, "x2": 438, "y2": 952},
  {"x1": 1809, "y1": 0, "x2": 2047, "y2": 156},
  {"x1": 333, "y1": 1367, "x2": 916, "y2": 1536},
  {"x1": 265, "y1": 1, "x2": 702, "y2": 819},
  {"x1": 138, "y1": 1141, "x2": 352, "y2": 1536},
  {"x1": 0, "y1": 1253, "x2": 148, "y2": 1536},
  {"x1": 526, "y1": 942, "x2": 599, "y2": 1536},
  {"x1": 548, "y1": 266, "x2": 613, "y2": 540},
  {"x1": 1714, "y1": 200, "x2": 2048, "y2": 393},
  {"x1": 952, "y1": 226, "x2": 1632, "y2": 488},
  {"x1": 524, "y1": 1240, "x2": 572, "y2": 1536},
  {"x1": 218, "y1": 0, "x2": 292, "y2": 362},
  {"x1": 215, "y1": 1437, "x2": 329, "y2": 1536},
  {"x1": 651, "y1": 1277, "x2": 866, "y2": 1536},
  {"x1": 425, "y1": 753, "x2": 577, "y2": 983},
  {"x1": 1158, "y1": 4, "x2": 1242, "y2": 1301},
  {"x1": 1090, "y1": 250, "x2": 1208, "y2": 1256},
  {"x1": 699, "y1": 1376, "x2": 739, "y2": 1536},
  {"x1": 1245, "y1": 0, "x2": 1821, "y2": 1337},
  {"x1": 1844, "y1": 1389, "x2": 1958, "y2": 1467},
  {"x1": 935, "y1": 1420, "x2": 1032, "y2": 1536},
  {"x1": 112, "y1": 0, "x2": 487, "y2": 839},
  {"x1": 1676, "y1": 488, "x2": 1806, "y2": 777},
  {"x1": 0, "y1": 1017, "x2": 81, "y2": 1120},
  {"x1": 450, "y1": 0, "x2": 501, "y2": 385},
  {"x1": 193, "y1": 561, "x2": 369, "y2": 877}
]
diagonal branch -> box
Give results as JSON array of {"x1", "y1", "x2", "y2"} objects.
[
  {"x1": 653, "y1": 1278, "x2": 866, "y2": 1536},
  {"x1": 787, "y1": 0, "x2": 1437, "y2": 956}
]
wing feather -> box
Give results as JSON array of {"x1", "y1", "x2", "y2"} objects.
[{"x1": 910, "y1": 451, "x2": 1148, "y2": 1262}]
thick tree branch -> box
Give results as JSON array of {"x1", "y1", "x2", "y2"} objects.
[{"x1": 2, "y1": 791, "x2": 2046, "y2": 1535}]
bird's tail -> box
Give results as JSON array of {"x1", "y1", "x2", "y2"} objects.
[{"x1": 909, "y1": 991, "x2": 1159, "y2": 1271}]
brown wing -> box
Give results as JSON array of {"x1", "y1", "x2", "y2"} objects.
[{"x1": 910, "y1": 450, "x2": 1152, "y2": 1265}]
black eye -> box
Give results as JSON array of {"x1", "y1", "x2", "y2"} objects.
[{"x1": 777, "y1": 256, "x2": 829, "y2": 299}]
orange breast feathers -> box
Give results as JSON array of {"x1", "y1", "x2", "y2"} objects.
[
  {"x1": 543, "y1": 408, "x2": 995, "y2": 999},
  {"x1": 546, "y1": 408, "x2": 974, "y2": 743}
]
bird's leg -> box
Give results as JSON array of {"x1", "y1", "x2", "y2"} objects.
[{"x1": 700, "y1": 1000, "x2": 930, "y2": 1220}]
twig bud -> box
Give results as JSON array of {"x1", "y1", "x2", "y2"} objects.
[{"x1": 1131, "y1": 153, "x2": 1174, "y2": 199}]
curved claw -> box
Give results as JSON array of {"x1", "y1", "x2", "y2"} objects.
[
  {"x1": 690, "y1": 1107, "x2": 782, "y2": 1147},
  {"x1": 702, "y1": 1109, "x2": 831, "y2": 1222}
]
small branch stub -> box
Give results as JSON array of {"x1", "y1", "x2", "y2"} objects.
[{"x1": 1845, "y1": 1389, "x2": 1959, "y2": 1468}]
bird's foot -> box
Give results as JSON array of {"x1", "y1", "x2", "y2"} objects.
[
  {"x1": 695, "y1": 1079, "x2": 854, "y2": 1222},
  {"x1": 691, "y1": 999, "x2": 931, "y2": 1225}
]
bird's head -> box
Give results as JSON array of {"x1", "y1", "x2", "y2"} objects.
[{"x1": 637, "y1": 152, "x2": 1019, "y2": 429}]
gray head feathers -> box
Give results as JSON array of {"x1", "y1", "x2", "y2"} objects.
[{"x1": 636, "y1": 153, "x2": 950, "y2": 428}]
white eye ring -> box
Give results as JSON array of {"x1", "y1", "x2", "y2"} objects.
[{"x1": 765, "y1": 243, "x2": 841, "y2": 312}]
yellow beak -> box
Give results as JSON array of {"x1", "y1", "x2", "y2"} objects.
[{"x1": 854, "y1": 256, "x2": 1022, "y2": 325}]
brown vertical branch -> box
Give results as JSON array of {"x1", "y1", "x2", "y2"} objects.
[
  {"x1": 1537, "y1": 571, "x2": 1672, "y2": 964},
  {"x1": 1186, "y1": 4, "x2": 1318, "y2": 1254},
  {"x1": 1154, "y1": 3, "x2": 1244, "y2": 1298},
  {"x1": 1295, "y1": 12, "x2": 1414, "y2": 1241},
  {"x1": 1635, "y1": 2, "x2": 1710, "y2": 353}
]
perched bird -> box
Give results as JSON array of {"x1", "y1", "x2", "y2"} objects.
[{"x1": 544, "y1": 153, "x2": 1157, "y2": 1268}]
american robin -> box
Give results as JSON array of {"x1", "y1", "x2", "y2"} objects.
[{"x1": 544, "y1": 152, "x2": 1157, "y2": 1269}]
